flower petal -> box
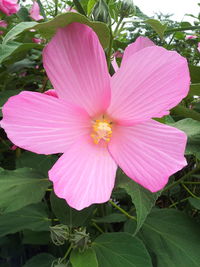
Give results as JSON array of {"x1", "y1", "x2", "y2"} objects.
[
  {"x1": 49, "y1": 136, "x2": 117, "y2": 210},
  {"x1": 121, "y1": 36, "x2": 155, "y2": 67},
  {"x1": 108, "y1": 120, "x2": 187, "y2": 192},
  {"x1": 43, "y1": 22, "x2": 111, "y2": 117},
  {"x1": 29, "y1": 1, "x2": 44, "y2": 21},
  {"x1": 1, "y1": 91, "x2": 90, "y2": 155},
  {"x1": 108, "y1": 46, "x2": 190, "y2": 125}
]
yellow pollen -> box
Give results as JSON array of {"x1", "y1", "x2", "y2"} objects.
[{"x1": 91, "y1": 119, "x2": 112, "y2": 144}]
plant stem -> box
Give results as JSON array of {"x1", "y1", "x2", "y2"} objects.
[
  {"x1": 181, "y1": 183, "x2": 200, "y2": 200},
  {"x1": 61, "y1": 244, "x2": 73, "y2": 262},
  {"x1": 106, "y1": 26, "x2": 113, "y2": 72},
  {"x1": 113, "y1": 16, "x2": 124, "y2": 36},
  {"x1": 163, "y1": 165, "x2": 200, "y2": 191},
  {"x1": 169, "y1": 197, "x2": 190, "y2": 208},
  {"x1": 92, "y1": 222, "x2": 104, "y2": 233},
  {"x1": 109, "y1": 200, "x2": 136, "y2": 220}
]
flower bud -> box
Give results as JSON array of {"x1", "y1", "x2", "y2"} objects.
[
  {"x1": 120, "y1": 0, "x2": 135, "y2": 18},
  {"x1": 92, "y1": 0, "x2": 111, "y2": 24}
]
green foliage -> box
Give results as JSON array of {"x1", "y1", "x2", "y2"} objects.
[
  {"x1": 93, "y1": 233, "x2": 153, "y2": 267},
  {"x1": 50, "y1": 192, "x2": 95, "y2": 227},
  {"x1": 1, "y1": 0, "x2": 200, "y2": 266},
  {"x1": 117, "y1": 172, "x2": 160, "y2": 234},
  {"x1": 138, "y1": 209, "x2": 200, "y2": 267},
  {"x1": 0, "y1": 167, "x2": 50, "y2": 213},
  {"x1": 70, "y1": 248, "x2": 98, "y2": 267},
  {"x1": 0, "y1": 204, "x2": 50, "y2": 237}
]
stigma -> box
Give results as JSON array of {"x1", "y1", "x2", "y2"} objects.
[{"x1": 91, "y1": 118, "x2": 113, "y2": 144}]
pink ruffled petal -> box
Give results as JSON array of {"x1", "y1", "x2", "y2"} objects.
[
  {"x1": 43, "y1": 22, "x2": 111, "y2": 117},
  {"x1": 29, "y1": 1, "x2": 44, "y2": 21},
  {"x1": 121, "y1": 36, "x2": 155, "y2": 67},
  {"x1": 49, "y1": 136, "x2": 117, "y2": 210},
  {"x1": 108, "y1": 120, "x2": 187, "y2": 192},
  {"x1": 1, "y1": 91, "x2": 90, "y2": 155},
  {"x1": 108, "y1": 46, "x2": 190, "y2": 125}
]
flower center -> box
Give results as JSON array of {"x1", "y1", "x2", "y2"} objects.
[{"x1": 91, "y1": 118, "x2": 113, "y2": 144}]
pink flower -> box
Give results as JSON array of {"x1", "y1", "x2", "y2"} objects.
[
  {"x1": 1, "y1": 23, "x2": 190, "y2": 210},
  {"x1": 113, "y1": 51, "x2": 123, "y2": 58},
  {"x1": 198, "y1": 42, "x2": 200, "y2": 52},
  {"x1": 185, "y1": 35, "x2": 197, "y2": 40},
  {"x1": 29, "y1": 1, "x2": 44, "y2": 21},
  {"x1": 0, "y1": 0, "x2": 19, "y2": 16},
  {"x1": 0, "y1": 20, "x2": 7, "y2": 35},
  {"x1": 32, "y1": 37, "x2": 42, "y2": 44}
]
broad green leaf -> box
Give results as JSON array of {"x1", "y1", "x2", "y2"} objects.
[
  {"x1": 0, "y1": 204, "x2": 50, "y2": 237},
  {"x1": 94, "y1": 213, "x2": 127, "y2": 223},
  {"x1": 189, "y1": 65, "x2": 200, "y2": 83},
  {"x1": 171, "y1": 105, "x2": 200, "y2": 122},
  {"x1": 0, "y1": 42, "x2": 42, "y2": 64},
  {"x1": 139, "y1": 209, "x2": 200, "y2": 267},
  {"x1": 0, "y1": 168, "x2": 50, "y2": 213},
  {"x1": 93, "y1": 233, "x2": 152, "y2": 267},
  {"x1": 117, "y1": 172, "x2": 160, "y2": 234},
  {"x1": 144, "y1": 19, "x2": 167, "y2": 39},
  {"x1": 3, "y1": 22, "x2": 38, "y2": 44},
  {"x1": 23, "y1": 253, "x2": 55, "y2": 267},
  {"x1": 50, "y1": 192, "x2": 95, "y2": 227},
  {"x1": 16, "y1": 151, "x2": 57, "y2": 176},
  {"x1": 188, "y1": 83, "x2": 200, "y2": 97},
  {"x1": 168, "y1": 118, "x2": 200, "y2": 156},
  {"x1": 3, "y1": 13, "x2": 110, "y2": 48},
  {"x1": 188, "y1": 197, "x2": 200, "y2": 209},
  {"x1": 70, "y1": 248, "x2": 98, "y2": 267},
  {"x1": 22, "y1": 230, "x2": 50, "y2": 245}
]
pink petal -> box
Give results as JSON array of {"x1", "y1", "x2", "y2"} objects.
[
  {"x1": 108, "y1": 120, "x2": 187, "y2": 192},
  {"x1": 43, "y1": 23, "x2": 111, "y2": 117},
  {"x1": 108, "y1": 46, "x2": 190, "y2": 125},
  {"x1": 198, "y1": 42, "x2": 200, "y2": 53},
  {"x1": 121, "y1": 36, "x2": 155, "y2": 67},
  {"x1": 1, "y1": 91, "x2": 90, "y2": 155},
  {"x1": 0, "y1": 0, "x2": 19, "y2": 16},
  {"x1": 0, "y1": 20, "x2": 8, "y2": 28},
  {"x1": 29, "y1": 1, "x2": 44, "y2": 21},
  {"x1": 44, "y1": 89, "x2": 58, "y2": 98},
  {"x1": 49, "y1": 136, "x2": 117, "y2": 210}
]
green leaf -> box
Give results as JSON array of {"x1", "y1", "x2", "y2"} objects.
[
  {"x1": 139, "y1": 209, "x2": 200, "y2": 267},
  {"x1": 93, "y1": 233, "x2": 152, "y2": 267},
  {"x1": 0, "y1": 168, "x2": 50, "y2": 213},
  {"x1": 94, "y1": 213, "x2": 127, "y2": 223},
  {"x1": 70, "y1": 248, "x2": 98, "y2": 267},
  {"x1": 144, "y1": 19, "x2": 167, "y2": 39},
  {"x1": 0, "y1": 42, "x2": 42, "y2": 64},
  {"x1": 3, "y1": 22, "x2": 38, "y2": 45},
  {"x1": 3, "y1": 13, "x2": 110, "y2": 49},
  {"x1": 168, "y1": 118, "x2": 200, "y2": 156},
  {"x1": 16, "y1": 151, "x2": 57, "y2": 176},
  {"x1": 188, "y1": 197, "x2": 200, "y2": 209},
  {"x1": 0, "y1": 204, "x2": 50, "y2": 237},
  {"x1": 23, "y1": 253, "x2": 55, "y2": 267},
  {"x1": 171, "y1": 105, "x2": 200, "y2": 122},
  {"x1": 188, "y1": 83, "x2": 200, "y2": 97},
  {"x1": 117, "y1": 172, "x2": 160, "y2": 234},
  {"x1": 22, "y1": 230, "x2": 50, "y2": 245},
  {"x1": 87, "y1": 0, "x2": 97, "y2": 15},
  {"x1": 50, "y1": 192, "x2": 95, "y2": 227},
  {"x1": 189, "y1": 65, "x2": 200, "y2": 83}
]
